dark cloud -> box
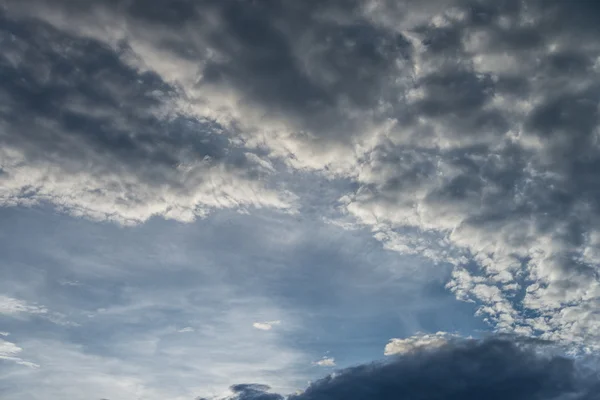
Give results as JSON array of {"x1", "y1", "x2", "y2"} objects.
[
  {"x1": 4, "y1": 0, "x2": 413, "y2": 153},
  {"x1": 228, "y1": 384, "x2": 284, "y2": 400},
  {"x1": 189, "y1": 0, "x2": 411, "y2": 146},
  {"x1": 0, "y1": 7, "x2": 294, "y2": 223},
  {"x1": 2, "y1": 0, "x2": 600, "y2": 347},
  {"x1": 221, "y1": 338, "x2": 599, "y2": 400}
]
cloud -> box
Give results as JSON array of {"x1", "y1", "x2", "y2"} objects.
[
  {"x1": 2, "y1": 2, "x2": 600, "y2": 397},
  {"x1": 0, "y1": 295, "x2": 75, "y2": 326},
  {"x1": 2, "y1": 0, "x2": 600, "y2": 353},
  {"x1": 220, "y1": 384, "x2": 284, "y2": 400},
  {"x1": 178, "y1": 327, "x2": 195, "y2": 333},
  {"x1": 221, "y1": 337, "x2": 600, "y2": 400},
  {"x1": 0, "y1": 8, "x2": 295, "y2": 225},
  {"x1": 0, "y1": 295, "x2": 48, "y2": 316},
  {"x1": 1, "y1": 0, "x2": 412, "y2": 174},
  {"x1": 312, "y1": 357, "x2": 336, "y2": 367},
  {"x1": 384, "y1": 332, "x2": 458, "y2": 356},
  {"x1": 253, "y1": 321, "x2": 281, "y2": 331},
  {"x1": 0, "y1": 338, "x2": 39, "y2": 368},
  {"x1": 328, "y1": 0, "x2": 600, "y2": 350}
]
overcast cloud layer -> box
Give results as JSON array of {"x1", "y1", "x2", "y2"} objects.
[{"x1": 2, "y1": 0, "x2": 600, "y2": 398}]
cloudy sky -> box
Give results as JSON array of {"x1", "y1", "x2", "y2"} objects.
[{"x1": 1, "y1": 0, "x2": 600, "y2": 399}]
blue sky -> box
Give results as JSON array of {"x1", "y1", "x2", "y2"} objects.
[
  {"x1": 0, "y1": 204, "x2": 485, "y2": 398},
  {"x1": 2, "y1": 1, "x2": 600, "y2": 399}
]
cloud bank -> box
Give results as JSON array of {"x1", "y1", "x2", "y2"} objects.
[
  {"x1": 218, "y1": 337, "x2": 600, "y2": 400},
  {"x1": 2, "y1": 0, "x2": 600, "y2": 356},
  {"x1": 0, "y1": 6, "x2": 295, "y2": 225},
  {"x1": 218, "y1": 338, "x2": 600, "y2": 400}
]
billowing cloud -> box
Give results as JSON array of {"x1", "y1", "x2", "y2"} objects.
[
  {"x1": 337, "y1": 0, "x2": 600, "y2": 350},
  {"x1": 220, "y1": 337, "x2": 600, "y2": 400},
  {"x1": 1, "y1": 0, "x2": 413, "y2": 176},
  {"x1": 2, "y1": 0, "x2": 600, "y2": 358},
  {"x1": 0, "y1": 7, "x2": 295, "y2": 225}
]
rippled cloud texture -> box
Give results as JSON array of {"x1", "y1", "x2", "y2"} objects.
[{"x1": 1, "y1": 0, "x2": 600, "y2": 399}]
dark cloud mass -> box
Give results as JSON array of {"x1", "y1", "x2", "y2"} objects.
[
  {"x1": 2, "y1": 0, "x2": 600, "y2": 355},
  {"x1": 0, "y1": 4, "x2": 295, "y2": 224},
  {"x1": 223, "y1": 338, "x2": 600, "y2": 400}
]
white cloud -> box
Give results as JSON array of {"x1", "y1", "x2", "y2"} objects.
[
  {"x1": 312, "y1": 357, "x2": 336, "y2": 367},
  {"x1": 0, "y1": 295, "x2": 76, "y2": 327},
  {"x1": 178, "y1": 327, "x2": 194, "y2": 333},
  {"x1": 0, "y1": 138, "x2": 296, "y2": 226},
  {"x1": 252, "y1": 321, "x2": 281, "y2": 331},
  {"x1": 384, "y1": 332, "x2": 457, "y2": 356},
  {"x1": 0, "y1": 295, "x2": 48, "y2": 316},
  {"x1": 0, "y1": 338, "x2": 39, "y2": 368},
  {"x1": 331, "y1": 2, "x2": 600, "y2": 351}
]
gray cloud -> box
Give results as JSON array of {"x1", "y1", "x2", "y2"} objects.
[
  {"x1": 2, "y1": 0, "x2": 415, "y2": 172},
  {"x1": 218, "y1": 337, "x2": 600, "y2": 400},
  {"x1": 338, "y1": 0, "x2": 600, "y2": 349},
  {"x1": 225, "y1": 384, "x2": 284, "y2": 400},
  {"x1": 2, "y1": 0, "x2": 600, "y2": 350},
  {"x1": 0, "y1": 7, "x2": 294, "y2": 224}
]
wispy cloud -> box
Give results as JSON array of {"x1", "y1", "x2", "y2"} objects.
[
  {"x1": 0, "y1": 295, "x2": 48, "y2": 316},
  {"x1": 0, "y1": 338, "x2": 39, "y2": 369},
  {"x1": 0, "y1": 295, "x2": 75, "y2": 327}
]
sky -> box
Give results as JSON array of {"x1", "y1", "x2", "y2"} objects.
[{"x1": 1, "y1": 0, "x2": 600, "y2": 399}]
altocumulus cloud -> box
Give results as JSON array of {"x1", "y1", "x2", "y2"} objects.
[
  {"x1": 212, "y1": 338, "x2": 600, "y2": 400},
  {"x1": 2, "y1": 0, "x2": 600, "y2": 363},
  {"x1": 0, "y1": 6, "x2": 295, "y2": 225}
]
